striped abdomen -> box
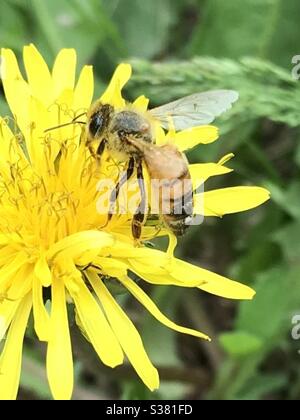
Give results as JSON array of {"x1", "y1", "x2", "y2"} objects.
[{"x1": 142, "y1": 143, "x2": 194, "y2": 236}]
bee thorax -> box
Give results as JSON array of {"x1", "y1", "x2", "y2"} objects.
[{"x1": 110, "y1": 110, "x2": 152, "y2": 142}]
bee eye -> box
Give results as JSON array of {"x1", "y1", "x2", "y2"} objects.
[{"x1": 89, "y1": 112, "x2": 104, "y2": 137}]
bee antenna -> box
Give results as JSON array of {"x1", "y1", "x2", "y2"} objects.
[
  {"x1": 44, "y1": 112, "x2": 87, "y2": 133},
  {"x1": 72, "y1": 112, "x2": 87, "y2": 121}
]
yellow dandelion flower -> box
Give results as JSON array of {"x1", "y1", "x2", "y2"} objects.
[{"x1": 0, "y1": 45, "x2": 269, "y2": 400}]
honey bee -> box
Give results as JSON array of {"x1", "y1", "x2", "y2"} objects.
[{"x1": 85, "y1": 90, "x2": 238, "y2": 239}]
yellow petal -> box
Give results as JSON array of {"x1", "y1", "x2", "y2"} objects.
[
  {"x1": 0, "y1": 117, "x2": 27, "y2": 167},
  {"x1": 88, "y1": 271, "x2": 159, "y2": 391},
  {"x1": 29, "y1": 93, "x2": 67, "y2": 172},
  {"x1": 0, "y1": 246, "x2": 18, "y2": 266},
  {"x1": 128, "y1": 258, "x2": 169, "y2": 276},
  {"x1": 129, "y1": 265, "x2": 206, "y2": 287},
  {"x1": 73, "y1": 65, "x2": 94, "y2": 113},
  {"x1": 7, "y1": 264, "x2": 33, "y2": 300},
  {"x1": 198, "y1": 279, "x2": 255, "y2": 300},
  {"x1": 100, "y1": 63, "x2": 132, "y2": 107},
  {"x1": 94, "y1": 256, "x2": 128, "y2": 278},
  {"x1": 0, "y1": 48, "x2": 23, "y2": 81},
  {"x1": 47, "y1": 230, "x2": 114, "y2": 263},
  {"x1": 189, "y1": 162, "x2": 233, "y2": 188},
  {"x1": 173, "y1": 125, "x2": 219, "y2": 151},
  {"x1": 218, "y1": 153, "x2": 235, "y2": 165},
  {"x1": 167, "y1": 233, "x2": 177, "y2": 257},
  {"x1": 52, "y1": 86, "x2": 74, "y2": 113},
  {"x1": 0, "y1": 117, "x2": 12, "y2": 163},
  {"x1": 1, "y1": 48, "x2": 31, "y2": 141},
  {"x1": 107, "y1": 239, "x2": 167, "y2": 261},
  {"x1": 196, "y1": 186, "x2": 271, "y2": 217},
  {"x1": 52, "y1": 49, "x2": 76, "y2": 98},
  {"x1": 154, "y1": 124, "x2": 167, "y2": 146},
  {"x1": 0, "y1": 315, "x2": 5, "y2": 339},
  {"x1": 34, "y1": 254, "x2": 52, "y2": 287},
  {"x1": 120, "y1": 276, "x2": 210, "y2": 340},
  {"x1": 65, "y1": 274, "x2": 124, "y2": 368},
  {"x1": 46, "y1": 88, "x2": 76, "y2": 158},
  {"x1": 132, "y1": 95, "x2": 149, "y2": 112},
  {"x1": 46, "y1": 275, "x2": 73, "y2": 400},
  {"x1": 0, "y1": 293, "x2": 32, "y2": 400},
  {"x1": 0, "y1": 299, "x2": 20, "y2": 340},
  {"x1": 23, "y1": 44, "x2": 53, "y2": 105},
  {"x1": 0, "y1": 252, "x2": 30, "y2": 291},
  {"x1": 0, "y1": 265, "x2": 32, "y2": 339},
  {"x1": 172, "y1": 258, "x2": 255, "y2": 300},
  {"x1": 32, "y1": 276, "x2": 51, "y2": 341}
]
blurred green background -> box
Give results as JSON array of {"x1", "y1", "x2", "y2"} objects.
[{"x1": 1, "y1": 0, "x2": 300, "y2": 400}]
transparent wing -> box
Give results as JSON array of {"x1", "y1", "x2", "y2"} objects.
[{"x1": 149, "y1": 90, "x2": 239, "y2": 130}]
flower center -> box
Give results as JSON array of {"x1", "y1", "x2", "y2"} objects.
[{"x1": 0, "y1": 134, "x2": 107, "y2": 251}]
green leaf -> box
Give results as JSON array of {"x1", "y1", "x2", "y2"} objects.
[
  {"x1": 0, "y1": 97, "x2": 9, "y2": 116},
  {"x1": 219, "y1": 331, "x2": 263, "y2": 358},
  {"x1": 121, "y1": 286, "x2": 188, "y2": 400},
  {"x1": 112, "y1": 0, "x2": 176, "y2": 58},
  {"x1": 237, "y1": 373, "x2": 287, "y2": 400},
  {"x1": 236, "y1": 267, "x2": 300, "y2": 342},
  {"x1": 20, "y1": 352, "x2": 52, "y2": 399},
  {"x1": 267, "y1": 0, "x2": 300, "y2": 67},
  {"x1": 273, "y1": 222, "x2": 300, "y2": 262},
  {"x1": 188, "y1": 0, "x2": 281, "y2": 62},
  {"x1": 141, "y1": 286, "x2": 181, "y2": 367},
  {"x1": 30, "y1": 0, "x2": 121, "y2": 65},
  {"x1": 0, "y1": 1, "x2": 28, "y2": 51},
  {"x1": 266, "y1": 182, "x2": 300, "y2": 220}
]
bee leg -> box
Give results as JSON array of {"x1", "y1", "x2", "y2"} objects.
[
  {"x1": 132, "y1": 161, "x2": 147, "y2": 240},
  {"x1": 96, "y1": 138, "x2": 107, "y2": 157},
  {"x1": 87, "y1": 138, "x2": 106, "y2": 162},
  {"x1": 107, "y1": 157, "x2": 135, "y2": 223}
]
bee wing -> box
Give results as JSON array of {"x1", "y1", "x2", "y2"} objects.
[{"x1": 149, "y1": 90, "x2": 239, "y2": 130}]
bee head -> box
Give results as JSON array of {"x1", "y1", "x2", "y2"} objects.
[{"x1": 88, "y1": 104, "x2": 113, "y2": 138}]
